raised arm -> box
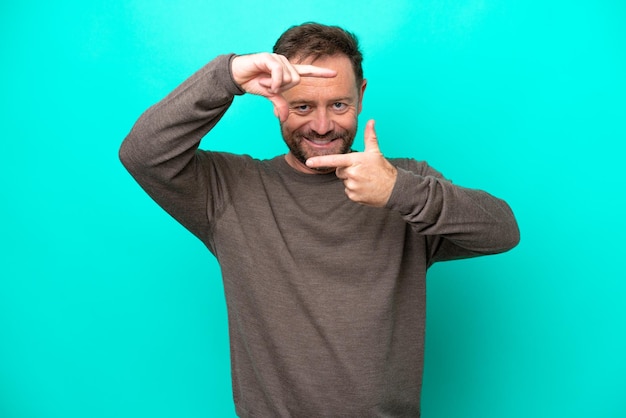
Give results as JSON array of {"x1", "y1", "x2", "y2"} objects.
[
  {"x1": 306, "y1": 119, "x2": 520, "y2": 261},
  {"x1": 119, "y1": 53, "x2": 336, "y2": 237},
  {"x1": 120, "y1": 53, "x2": 336, "y2": 176},
  {"x1": 119, "y1": 54, "x2": 243, "y2": 191}
]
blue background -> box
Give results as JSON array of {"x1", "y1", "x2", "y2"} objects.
[{"x1": 1, "y1": 1, "x2": 625, "y2": 417}]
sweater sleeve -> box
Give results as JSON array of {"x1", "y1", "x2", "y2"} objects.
[
  {"x1": 119, "y1": 54, "x2": 245, "y2": 240},
  {"x1": 385, "y1": 160, "x2": 520, "y2": 263}
]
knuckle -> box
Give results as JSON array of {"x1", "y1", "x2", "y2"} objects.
[{"x1": 344, "y1": 179, "x2": 358, "y2": 191}]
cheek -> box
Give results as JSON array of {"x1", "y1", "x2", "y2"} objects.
[
  {"x1": 281, "y1": 119, "x2": 305, "y2": 136},
  {"x1": 334, "y1": 110, "x2": 359, "y2": 131},
  {"x1": 283, "y1": 113, "x2": 313, "y2": 130}
]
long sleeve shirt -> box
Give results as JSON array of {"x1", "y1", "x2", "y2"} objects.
[{"x1": 119, "y1": 54, "x2": 520, "y2": 417}]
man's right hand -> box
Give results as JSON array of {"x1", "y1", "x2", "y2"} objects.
[{"x1": 231, "y1": 53, "x2": 337, "y2": 122}]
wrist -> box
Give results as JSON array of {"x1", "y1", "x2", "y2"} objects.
[{"x1": 228, "y1": 54, "x2": 246, "y2": 95}]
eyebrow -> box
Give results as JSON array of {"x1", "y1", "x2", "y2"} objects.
[{"x1": 288, "y1": 96, "x2": 355, "y2": 106}]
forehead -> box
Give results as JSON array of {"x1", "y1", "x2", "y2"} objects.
[{"x1": 285, "y1": 54, "x2": 358, "y2": 100}]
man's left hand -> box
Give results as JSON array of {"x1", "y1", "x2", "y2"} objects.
[{"x1": 306, "y1": 120, "x2": 398, "y2": 207}]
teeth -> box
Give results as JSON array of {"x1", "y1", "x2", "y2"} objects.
[{"x1": 307, "y1": 138, "x2": 333, "y2": 145}]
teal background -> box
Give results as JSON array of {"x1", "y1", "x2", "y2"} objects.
[{"x1": 1, "y1": 1, "x2": 625, "y2": 417}]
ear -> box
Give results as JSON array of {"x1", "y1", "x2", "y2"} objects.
[{"x1": 357, "y1": 79, "x2": 367, "y2": 114}]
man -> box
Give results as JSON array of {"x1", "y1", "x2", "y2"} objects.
[{"x1": 120, "y1": 22, "x2": 519, "y2": 417}]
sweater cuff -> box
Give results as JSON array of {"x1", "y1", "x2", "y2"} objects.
[
  {"x1": 385, "y1": 167, "x2": 429, "y2": 216},
  {"x1": 226, "y1": 54, "x2": 246, "y2": 96}
]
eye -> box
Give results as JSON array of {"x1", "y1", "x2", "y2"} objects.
[
  {"x1": 332, "y1": 102, "x2": 348, "y2": 112},
  {"x1": 292, "y1": 104, "x2": 312, "y2": 115}
]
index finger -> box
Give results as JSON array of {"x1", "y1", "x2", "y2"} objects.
[
  {"x1": 293, "y1": 64, "x2": 337, "y2": 78},
  {"x1": 306, "y1": 153, "x2": 354, "y2": 169}
]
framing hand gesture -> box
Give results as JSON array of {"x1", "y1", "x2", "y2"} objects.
[
  {"x1": 231, "y1": 53, "x2": 337, "y2": 122},
  {"x1": 306, "y1": 120, "x2": 398, "y2": 207}
]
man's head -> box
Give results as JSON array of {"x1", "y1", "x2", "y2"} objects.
[{"x1": 274, "y1": 23, "x2": 367, "y2": 174}]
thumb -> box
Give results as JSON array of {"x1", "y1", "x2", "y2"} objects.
[{"x1": 364, "y1": 119, "x2": 381, "y2": 153}]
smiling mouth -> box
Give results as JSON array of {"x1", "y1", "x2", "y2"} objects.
[
  {"x1": 307, "y1": 138, "x2": 333, "y2": 145},
  {"x1": 303, "y1": 136, "x2": 340, "y2": 147}
]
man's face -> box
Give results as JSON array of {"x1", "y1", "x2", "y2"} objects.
[{"x1": 280, "y1": 54, "x2": 366, "y2": 174}]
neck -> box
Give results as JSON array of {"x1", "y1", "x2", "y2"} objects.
[{"x1": 284, "y1": 153, "x2": 335, "y2": 175}]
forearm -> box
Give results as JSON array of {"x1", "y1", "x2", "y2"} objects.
[
  {"x1": 119, "y1": 54, "x2": 244, "y2": 185},
  {"x1": 386, "y1": 165, "x2": 520, "y2": 260}
]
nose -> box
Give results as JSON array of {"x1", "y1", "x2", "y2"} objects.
[{"x1": 309, "y1": 108, "x2": 333, "y2": 135}]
